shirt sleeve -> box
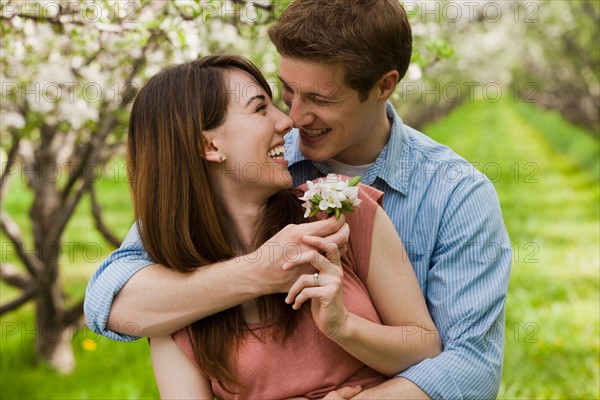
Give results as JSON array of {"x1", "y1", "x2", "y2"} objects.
[
  {"x1": 84, "y1": 223, "x2": 154, "y2": 342},
  {"x1": 398, "y1": 177, "x2": 512, "y2": 399}
]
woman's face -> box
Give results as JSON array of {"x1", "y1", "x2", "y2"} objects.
[{"x1": 208, "y1": 69, "x2": 294, "y2": 195}]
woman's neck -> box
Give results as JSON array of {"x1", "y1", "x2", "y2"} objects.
[{"x1": 218, "y1": 186, "x2": 268, "y2": 253}]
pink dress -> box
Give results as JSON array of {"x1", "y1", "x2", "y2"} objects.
[{"x1": 173, "y1": 184, "x2": 387, "y2": 399}]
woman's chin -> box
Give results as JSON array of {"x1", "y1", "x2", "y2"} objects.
[
  {"x1": 272, "y1": 169, "x2": 293, "y2": 189},
  {"x1": 282, "y1": 172, "x2": 293, "y2": 187},
  {"x1": 275, "y1": 179, "x2": 293, "y2": 192}
]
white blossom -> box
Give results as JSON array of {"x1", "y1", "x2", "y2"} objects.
[
  {"x1": 299, "y1": 174, "x2": 362, "y2": 219},
  {"x1": 1, "y1": 111, "x2": 26, "y2": 129}
]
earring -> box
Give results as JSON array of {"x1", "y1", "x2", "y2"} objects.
[{"x1": 219, "y1": 154, "x2": 227, "y2": 162}]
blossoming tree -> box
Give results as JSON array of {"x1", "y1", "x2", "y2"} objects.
[
  {"x1": 0, "y1": 0, "x2": 283, "y2": 372},
  {"x1": 0, "y1": 0, "x2": 491, "y2": 373}
]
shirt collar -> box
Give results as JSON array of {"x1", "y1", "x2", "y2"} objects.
[
  {"x1": 285, "y1": 101, "x2": 408, "y2": 195},
  {"x1": 284, "y1": 129, "x2": 307, "y2": 165}
]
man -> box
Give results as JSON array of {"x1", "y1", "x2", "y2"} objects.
[{"x1": 85, "y1": 1, "x2": 511, "y2": 398}]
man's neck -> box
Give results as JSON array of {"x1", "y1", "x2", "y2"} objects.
[{"x1": 333, "y1": 106, "x2": 392, "y2": 165}]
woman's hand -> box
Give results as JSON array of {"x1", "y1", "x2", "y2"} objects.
[
  {"x1": 250, "y1": 215, "x2": 349, "y2": 294},
  {"x1": 322, "y1": 385, "x2": 363, "y2": 399},
  {"x1": 283, "y1": 235, "x2": 349, "y2": 339}
]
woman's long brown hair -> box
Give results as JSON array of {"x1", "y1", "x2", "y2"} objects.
[{"x1": 127, "y1": 55, "x2": 304, "y2": 392}]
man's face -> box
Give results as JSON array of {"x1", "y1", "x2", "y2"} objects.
[{"x1": 278, "y1": 56, "x2": 386, "y2": 165}]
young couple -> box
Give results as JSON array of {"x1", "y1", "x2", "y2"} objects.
[{"x1": 85, "y1": 1, "x2": 511, "y2": 399}]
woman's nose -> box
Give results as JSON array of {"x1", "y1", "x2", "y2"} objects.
[{"x1": 275, "y1": 108, "x2": 294, "y2": 136}]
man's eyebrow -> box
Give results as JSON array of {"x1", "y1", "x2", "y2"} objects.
[
  {"x1": 277, "y1": 76, "x2": 335, "y2": 99},
  {"x1": 278, "y1": 75, "x2": 292, "y2": 89},
  {"x1": 245, "y1": 94, "x2": 265, "y2": 108}
]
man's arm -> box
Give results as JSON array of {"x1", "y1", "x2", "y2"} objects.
[
  {"x1": 352, "y1": 377, "x2": 429, "y2": 399},
  {"x1": 84, "y1": 224, "x2": 271, "y2": 339},
  {"x1": 84, "y1": 224, "x2": 154, "y2": 341},
  {"x1": 106, "y1": 259, "x2": 265, "y2": 338},
  {"x1": 357, "y1": 177, "x2": 511, "y2": 399},
  {"x1": 84, "y1": 217, "x2": 349, "y2": 340}
]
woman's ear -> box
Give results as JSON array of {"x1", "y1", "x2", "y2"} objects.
[{"x1": 202, "y1": 133, "x2": 225, "y2": 163}]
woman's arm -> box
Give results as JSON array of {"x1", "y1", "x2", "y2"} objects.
[
  {"x1": 286, "y1": 207, "x2": 442, "y2": 376},
  {"x1": 345, "y1": 206, "x2": 442, "y2": 373},
  {"x1": 150, "y1": 335, "x2": 213, "y2": 399}
]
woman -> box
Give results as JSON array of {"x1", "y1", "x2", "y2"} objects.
[{"x1": 127, "y1": 55, "x2": 441, "y2": 399}]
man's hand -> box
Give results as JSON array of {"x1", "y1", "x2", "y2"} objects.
[
  {"x1": 323, "y1": 385, "x2": 362, "y2": 399},
  {"x1": 350, "y1": 378, "x2": 430, "y2": 399},
  {"x1": 251, "y1": 215, "x2": 349, "y2": 294}
]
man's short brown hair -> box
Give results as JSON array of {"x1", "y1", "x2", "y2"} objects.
[{"x1": 268, "y1": 0, "x2": 412, "y2": 101}]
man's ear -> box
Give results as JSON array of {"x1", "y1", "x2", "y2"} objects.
[
  {"x1": 202, "y1": 132, "x2": 223, "y2": 163},
  {"x1": 376, "y1": 70, "x2": 400, "y2": 101}
]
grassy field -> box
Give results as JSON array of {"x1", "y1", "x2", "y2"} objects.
[
  {"x1": 0, "y1": 160, "x2": 159, "y2": 398},
  {"x1": 1, "y1": 98, "x2": 599, "y2": 399},
  {"x1": 425, "y1": 99, "x2": 599, "y2": 399}
]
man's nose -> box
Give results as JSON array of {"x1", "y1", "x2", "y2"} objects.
[{"x1": 288, "y1": 99, "x2": 313, "y2": 128}]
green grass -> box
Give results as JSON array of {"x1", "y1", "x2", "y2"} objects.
[
  {"x1": 424, "y1": 98, "x2": 599, "y2": 399},
  {"x1": 0, "y1": 159, "x2": 156, "y2": 399},
  {"x1": 512, "y1": 101, "x2": 600, "y2": 183},
  {"x1": 1, "y1": 100, "x2": 599, "y2": 399},
  {"x1": 1, "y1": 313, "x2": 157, "y2": 399}
]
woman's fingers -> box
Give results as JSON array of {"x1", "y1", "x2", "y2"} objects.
[
  {"x1": 286, "y1": 273, "x2": 320, "y2": 305},
  {"x1": 282, "y1": 249, "x2": 327, "y2": 272},
  {"x1": 290, "y1": 286, "x2": 337, "y2": 310},
  {"x1": 322, "y1": 386, "x2": 362, "y2": 400},
  {"x1": 287, "y1": 274, "x2": 343, "y2": 310},
  {"x1": 299, "y1": 215, "x2": 346, "y2": 238},
  {"x1": 302, "y1": 235, "x2": 341, "y2": 265},
  {"x1": 318, "y1": 217, "x2": 349, "y2": 257},
  {"x1": 282, "y1": 241, "x2": 341, "y2": 272},
  {"x1": 284, "y1": 240, "x2": 344, "y2": 311},
  {"x1": 286, "y1": 268, "x2": 342, "y2": 306}
]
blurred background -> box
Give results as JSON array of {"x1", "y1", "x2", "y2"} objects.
[{"x1": 0, "y1": 0, "x2": 598, "y2": 398}]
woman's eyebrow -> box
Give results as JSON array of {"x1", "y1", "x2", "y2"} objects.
[{"x1": 245, "y1": 94, "x2": 266, "y2": 108}]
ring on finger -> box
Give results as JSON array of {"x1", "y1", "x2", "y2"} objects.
[{"x1": 313, "y1": 272, "x2": 319, "y2": 287}]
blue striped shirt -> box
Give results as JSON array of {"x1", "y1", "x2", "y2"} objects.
[{"x1": 84, "y1": 103, "x2": 511, "y2": 399}]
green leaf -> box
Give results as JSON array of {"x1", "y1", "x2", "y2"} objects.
[
  {"x1": 335, "y1": 208, "x2": 340, "y2": 218},
  {"x1": 341, "y1": 204, "x2": 354, "y2": 213},
  {"x1": 347, "y1": 176, "x2": 362, "y2": 187}
]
